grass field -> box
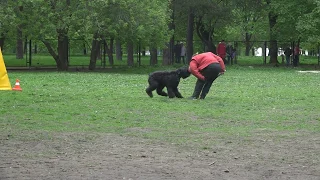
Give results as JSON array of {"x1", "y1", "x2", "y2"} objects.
[
  {"x1": 1, "y1": 64, "x2": 320, "y2": 179},
  {"x1": 1, "y1": 65, "x2": 319, "y2": 143},
  {"x1": 3, "y1": 53, "x2": 320, "y2": 67}
]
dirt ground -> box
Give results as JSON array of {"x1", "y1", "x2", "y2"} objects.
[{"x1": 1, "y1": 130, "x2": 319, "y2": 180}]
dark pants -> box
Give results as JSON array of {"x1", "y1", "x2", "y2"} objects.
[
  {"x1": 191, "y1": 63, "x2": 221, "y2": 99},
  {"x1": 181, "y1": 56, "x2": 185, "y2": 64},
  {"x1": 293, "y1": 55, "x2": 299, "y2": 67},
  {"x1": 227, "y1": 55, "x2": 233, "y2": 65},
  {"x1": 175, "y1": 55, "x2": 181, "y2": 63}
]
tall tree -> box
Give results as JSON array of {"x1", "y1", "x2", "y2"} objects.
[
  {"x1": 15, "y1": 5, "x2": 24, "y2": 59},
  {"x1": 266, "y1": 0, "x2": 279, "y2": 64},
  {"x1": 186, "y1": 7, "x2": 195, "y2": 63},
  {"x1": 230, "y1": 0, "x2": 267, "y2": 56},
  {"x1": 19, "y1": 0, "x2": 76, "y2": 70}
]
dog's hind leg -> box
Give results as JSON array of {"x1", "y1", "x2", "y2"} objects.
[
  {"x1": 146, "y1": 81, "x2": 158, "y2": 98},
  {"x1": 156, "y1": 85, "x2": 168, "y2": 96}
]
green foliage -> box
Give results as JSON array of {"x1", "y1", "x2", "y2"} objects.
[
  {"x1": 297, "y1": 0, "x2": 320, "y2": 43},
  {"x1": 1, "y1": 0, "x2": 320, "y2": 57},
  {"x1": 227, "y1": 0, "x2": 269, "y2": 41}
]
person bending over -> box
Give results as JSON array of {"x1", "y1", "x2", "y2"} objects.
[{"x1": 188, "y1": 52, "x2": 226, "y2": 100}]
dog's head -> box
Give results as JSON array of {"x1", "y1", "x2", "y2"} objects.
[{"x1": 177, "y1": 67, "x2": 191, "y2": 79}]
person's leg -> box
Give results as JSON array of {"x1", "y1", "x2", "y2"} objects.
[
  {"x1": 199, "y1": 63, "x2": 221, "y2": 99},
  {"x1": 286, "y1": 56, "x2": 290, "y2": 66},
  {"x1": 199, "y1": 79, "x2": 214, "y2": 99},
  {"x1": 190, "y1": 79, "x2": 205, "y2": 99},
  {"x1": 227, "y1": 55, "x2": 231, "y2": 65},
  {"x1": 293, "y1": 55, "x2": 298, "y2": 67}
]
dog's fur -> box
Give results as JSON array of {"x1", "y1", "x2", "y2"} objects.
[{"x1": 146, "y1": 67, "x2": 190, "y2": 98}]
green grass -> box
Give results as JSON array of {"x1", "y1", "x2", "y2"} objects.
[
  {"x1": 1, "y1": 65, "x2": 319, "y2": 147},
  {"x1": 3, "y1": 54, "x2": 157, "y2": 67}
]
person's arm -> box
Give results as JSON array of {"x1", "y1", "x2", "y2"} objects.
[
  {"x1": 216, "y1": 57, "x2": 226, "y2": 73},
  {"x1": 189, "y1": 60, "x2": 205, "y2": 80}
]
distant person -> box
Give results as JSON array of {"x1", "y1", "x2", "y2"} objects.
[
  {"x1": 232, "y1": 47, "x2": 236, "y2": 64},
  {"x1": 217, "y1": 40, "x2": 227, "y2": 64},
  {"x1": 293, "y1": 45, "x2": 300, "y2": 67},
  {"x1": 188, "y1": 52, "x2": 226, "y2": 100},
  {"x1": 284, "y1": 47, "x2": 292, "y2": 66},
  {"x1": 180, "y1": 42, "x2": 186, "y2": 64},
  {"x1": 226, "y1": 43, "x2": 233, "y2": 65},
  {"x1": 174, "y1": 41, "x2": 182, "y2": 63}
]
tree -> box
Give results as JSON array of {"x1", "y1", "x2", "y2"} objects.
[
  {"x1": 230, "y1": 0, "x2": 268, "y2": 56},
  {"x1": 265, "y1": 0, "x2": 317, "y2": 64},
  {"x1": 81, "y1": 0, "x2": 171, "y2": 68},
  {"x1": 17, "y1": 0, "x2": 77, "y2": 70},
  {"x1": 265, "y1": 0, "x2": 279, "y2": 64},
  {"x1": 297, "y1": 0, "x2": 320, "y2": 43},
  {"x1": 173, "y1": 0, "x2": 234, "y2": 58}
]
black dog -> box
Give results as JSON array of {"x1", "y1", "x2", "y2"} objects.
[{"x1": 146, "y1": 67, "x2": 190, "y2": 98}]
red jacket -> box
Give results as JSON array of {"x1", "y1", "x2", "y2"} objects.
[
  {"x1": 189, "y1": 52, "x2": 226, "y2": 80},
  {"x1": 217, "y1": 42, "x2": 226, "y2": 58}
]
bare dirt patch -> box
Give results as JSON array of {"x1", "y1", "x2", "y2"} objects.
[{"x1": 1, "y1": 131, "x2": 319, "y2": 180}]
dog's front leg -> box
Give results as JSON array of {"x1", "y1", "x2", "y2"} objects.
[
  {"x1": 166, "y1": 87, "x2": 176, "y2": 98},
  {"x1": 173, "y1": 87, "x2": 183, "y2": 98}
]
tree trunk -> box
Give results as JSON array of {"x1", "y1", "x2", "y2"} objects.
[
  {"x1": 196, "y1": 17, "x2": 215, "y2": 53},
  {"x1": 43, "y1": 35, "x2": 69, "y2": 70},
  {"x1": 83, "y1": 42, "x2": 87, "y2": 55},
  {"x1": 127, "y1": 41, "x2": 134, "y2": 66},
  {"x1": 96, "y1": 42, "x2": 101, "y2": 60},
  {"x1": 150, "y1": 47, "x2": 158, "y2": 66},
  {"x1": 16, "y1": 28, "x2": 24, "y2": 59},
  {"x1": 245, "y1": 32, "x2": 252, "y2": 56},
  {"x1": 16, "y1": 5, "x2": 24, "y2": 59},
  {"x1": 0, "y1": 33, "x2": 5, "y2": 50},
  {"x1": 142, "y1": 48, "x2": 146, "y2": 56},
  {"x1": 162, "y1": 44, "x2": 171, "y2": 65},
  {"x1": 162, "y1": 39, "x2": 174, "y2": 65},
  {"x1": 42, "y1": 39, "x2": 59, "y2": 67},
  {"x1": 106, "y1": 38, "x2": 114, "y2": 66},
  {"x1": 268, "y1": 11, "x2": 278, "y2": 64},
  {"x1": 89, "y1": 32, "x2": 100, "y2": 70},
  {"x1": 116, "y1": 39, "x2": 122, "y2": 60},
  {"x1": 34, "y1": 43, "x2": 37, "y2": 54},
  {"x1": 162, "y1": 0, "x2": 175, "y2": 66},
  {"x1": 57, "y1": 32, "x2": 69, "y2": 70},
  {"x1": 186, "y1": 8, "x2": 194, "y2": 64}
]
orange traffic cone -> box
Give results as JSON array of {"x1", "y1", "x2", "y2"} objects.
[{"x1": 12, "y1": 79, "x2": 22, "y2": 91}]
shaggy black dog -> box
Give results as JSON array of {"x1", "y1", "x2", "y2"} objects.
[{"x1": 146, "y1": 67, "x2": 190, "y2": 98}]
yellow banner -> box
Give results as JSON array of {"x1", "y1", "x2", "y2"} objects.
[{"x1": 0, "y1": 48, "x2": 12, "y2": 90}]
